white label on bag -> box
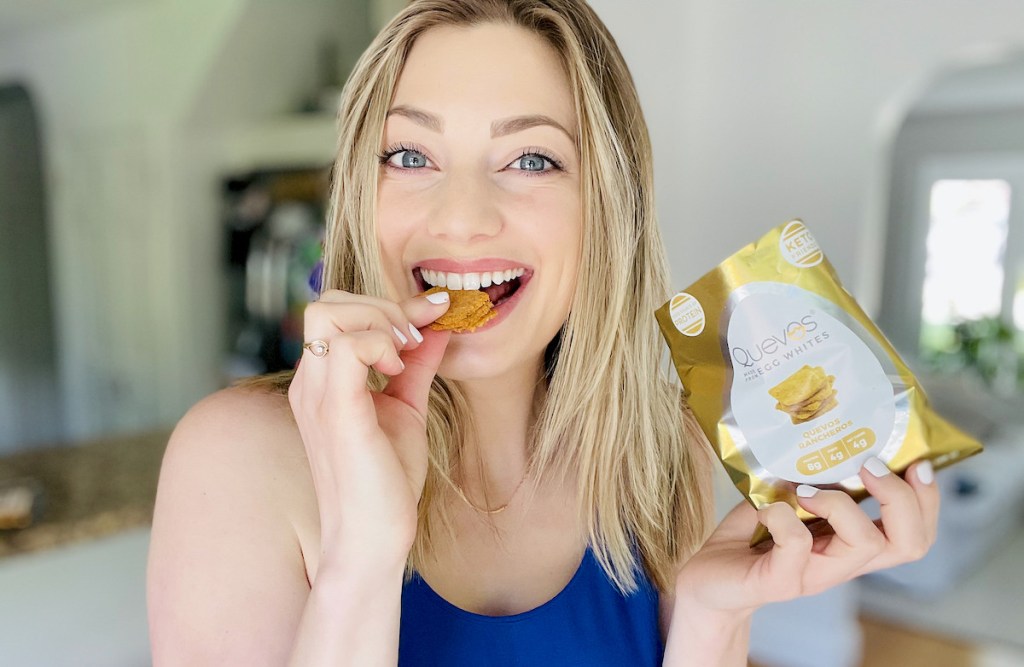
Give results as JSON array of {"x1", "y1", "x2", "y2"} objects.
[{"x1": 724, "y1": 286, "x2": 895, "y2": 484}]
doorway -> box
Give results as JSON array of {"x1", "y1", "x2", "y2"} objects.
[{"x1": 0, "y1": 83, "x2": 63, "y2": 453}]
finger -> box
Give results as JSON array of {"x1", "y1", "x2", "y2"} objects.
[
  {"x1": 908, "y1": 459, "x2": 940, "y2": 545},
  {"x1": 795, "y1": 485, "x2": 886, "y2": 563},
  {"x1": 287, "y1": 351, "x2": 308, "y2": 412},
  {"x1": 335, "y1": 329, "x2": 405, "y2": 379},
  {"x1": 316, "y1": 330, "x2": 405, "y2": 430},
  {"x1": 399, "y1": 291, "x2": 452, "y2": 341},
  {"x1": 754, "y1": 502, "x2": 813, "y2": 602},
  {"x1": 382, "y1": 327, "x2": 452, "y2": 421},
  {"x1": 305, "y1": 296, "x2": 412, "y2": 349},
  {"x1": 858, "y1": 456, "x2": 929, "y2": 566},
  {"x1": 313, "y1": 289, "x2": 451, "y2": 347}
]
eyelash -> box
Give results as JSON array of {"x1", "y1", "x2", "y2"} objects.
[{"x1": 376, "y1": 142, "x2": 565, "y2": 177}]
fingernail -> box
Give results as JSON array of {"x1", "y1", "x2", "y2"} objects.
[
  {"x1": 425, "y1": 292, "x2": 450, "y2": 304},
  {"x1": 796, "y1": 484, "x2": 819, "y2": 498},
  {"x1": 408, "y1": 323, "x2": 424, "y2": 343},
  {"x1": 399, "y1": 358, "x2": 405, "y2": 370},
  {"x1": 392, "y1": 325, "x2": 408, "y2": 345},
  {"x1": 863, "y1": 456, "x2": 891, "y2": 478},
  {"x1": 917, "y1": 460, "x2": 935, "y2": 485}
]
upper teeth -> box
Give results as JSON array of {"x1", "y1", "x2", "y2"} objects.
[{"x1": 420, "y1": 267, "x2": 526, "y2": 290}]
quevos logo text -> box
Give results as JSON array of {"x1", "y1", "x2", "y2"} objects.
[{"x1": 731, "y1": 314, "x2": 830, "y2": 376}]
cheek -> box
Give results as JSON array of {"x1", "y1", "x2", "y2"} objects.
[
  {"x1": 529, "y1": 195, "x2": 581, "y2": 313},
  {"x1": 376, "y1": 184, "x2": 414, "y2": 246},
  {"x1": 516, "y1": 186, "x2": 581, "y2": 238},
  {"x1": 376, "y1": 185, "x2": 420, "y2": 283}
]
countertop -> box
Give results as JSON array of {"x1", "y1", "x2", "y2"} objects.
[{"x1": 0, "y1": 430, "x2": 171, "y2": 558}]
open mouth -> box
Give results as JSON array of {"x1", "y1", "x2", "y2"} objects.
[{"x1": 411, "y1": 266, "x2": 532, "y2": 307}]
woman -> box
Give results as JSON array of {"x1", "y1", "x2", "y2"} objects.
[{"x1": 146, "y1": 1, "x2": 939, "y2": 665}]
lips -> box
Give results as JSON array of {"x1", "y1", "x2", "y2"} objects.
[
  {"x1": 472, "y1": 270, "x2": 532, "y2": 332},
  {"x1": 408, "y1": 258, "x2": 535, "y2": 333},
  {"x1": 414, "y1": 258, "x2": 530, "y2": 274},
  {"x1": 413, "y1": 268, "x2": 532, "y2": 305}
]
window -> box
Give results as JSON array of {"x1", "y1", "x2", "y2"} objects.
[
  {"x1": 919, "y1": 179, "x2": 1012, "y2": 369},
  {"x1": 879, "y1": 94, "x2": 1024, "y2": 413},
  {"x1": 883, "y1": 153, "x2": 1024, "y2": 396}
]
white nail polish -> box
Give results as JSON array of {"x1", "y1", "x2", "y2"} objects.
[
  {"x1": 863, "y1": 456, "x2": 891, "y2": 478},
  {"x1": 408, "y1": 323, "x2": 424, "y2": 343},
  {"x1": 796, "y1": 484, "x2": 819, "y2": 498},
  {"x1": 917, "y1": 460, "x2": 935, "y2": 485},
  {"x1": 392, "y1": 325, "x2": 408, "y2": 345},
  {"x1": 426, "y1": 292, "x2": 450, "y2": 304}
]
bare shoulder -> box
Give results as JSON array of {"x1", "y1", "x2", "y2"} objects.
[
  {"x1": 147, "y1": 384, "x2": 314, "y2": 665},
  {"x1": 176, "y1": 384, "x2": 297, "y2": 452},
  {"x1": 164, "y1": 386, "x2": 308, "y2": 500}
]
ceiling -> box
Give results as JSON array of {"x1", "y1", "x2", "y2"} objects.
[{"x1": 0, "y1": 0, "x2": 145, "y2": 39}]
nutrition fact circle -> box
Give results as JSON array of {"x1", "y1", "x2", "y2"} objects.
[{"x1": 670, "y1": 292, "x2": 705, "y2": 336}]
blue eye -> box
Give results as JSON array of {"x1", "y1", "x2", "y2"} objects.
[
  {"x1": 392, "y1": 149, "x2": 428, "y2": 169},
  {"x1": 378, "y1": 143, "x2": 564, "y2": 177},
  {"x1": 513, "y1": 154, "x2": 549, "y2": 172}
]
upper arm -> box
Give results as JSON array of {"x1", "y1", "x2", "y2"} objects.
[{"x1": 147, "y1": 387, "x2": 310, "y2": 666}]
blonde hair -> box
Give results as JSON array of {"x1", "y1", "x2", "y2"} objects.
[{"x1": 237, "y1": 0, "x2": 713, "y2": 595}]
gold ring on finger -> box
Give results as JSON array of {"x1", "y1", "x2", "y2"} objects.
[{"x1": 303, "y1": 339, "x2": 329, "y2": 357}]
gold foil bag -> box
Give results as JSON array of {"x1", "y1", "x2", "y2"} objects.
[{"x1": 655, "y1": 220, "x2": 983, "y2": 545}]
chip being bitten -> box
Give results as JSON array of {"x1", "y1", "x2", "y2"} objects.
[{"x1": 423, "y1": 286, "x2": 497, "y2": 332}]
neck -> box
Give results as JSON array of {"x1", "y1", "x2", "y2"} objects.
[{"x1": 455, "y1": 357, "x2": 547, "y2": 502}]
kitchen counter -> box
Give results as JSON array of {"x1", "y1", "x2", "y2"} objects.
[{"x1": 0, "y1": 430, "x2": 171, "y2": 558}]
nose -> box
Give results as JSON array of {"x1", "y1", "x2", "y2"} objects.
[{"x1": 426, "y1": 170, "x2": 502, "y2": 242}]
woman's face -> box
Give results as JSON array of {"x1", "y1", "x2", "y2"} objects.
[{"x1": 377, "y1": 23, "x2": 582, "y2": 382}]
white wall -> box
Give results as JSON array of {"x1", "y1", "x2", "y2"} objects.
[
  {"x1": 0, "y1": 1, "x2": 242, "y2": 443},
  {"x1": 8, "y1": 0, "x2": 1024, "y2": 445},
  {"x1": 0, "y1": 0, "x2": 367, "y2": 444},
  {"x1": 588, "y1": 0, "x2": 1024, "y2": 316}
]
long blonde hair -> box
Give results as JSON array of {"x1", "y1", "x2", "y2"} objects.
[{"x1": 237, "y1": 0, "x2": 713, "y2": 595}]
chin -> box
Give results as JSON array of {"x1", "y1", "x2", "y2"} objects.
[
  {"x1": 435, "y1": 341, "x2": 541, "y2": 383},
  {"x1": 435, "y1": 348, "x2": 511, "y2": 382}
]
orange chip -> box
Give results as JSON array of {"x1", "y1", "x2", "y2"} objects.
[{"x1": 423, "y1": 286, "x2": 497, "y2": 333}]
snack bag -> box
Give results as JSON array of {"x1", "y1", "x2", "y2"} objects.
[{"x1": 655, "y1": 220, "x2": 983, "y2": 544}]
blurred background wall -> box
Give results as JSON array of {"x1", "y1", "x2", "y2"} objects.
[
  {"x1": 2, "y1": 1, "x2": 1024, "y2": 666},
  {"x1": 0, "y1": 0, "x2": 370, "y2": 450},
  {"x1": 5, "y1": 0, "x2": 1024, "y2": 448}
]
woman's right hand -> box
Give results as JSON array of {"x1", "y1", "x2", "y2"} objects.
[{"x1": 287, "y1": 289, "x2": 452, "y2": 571}]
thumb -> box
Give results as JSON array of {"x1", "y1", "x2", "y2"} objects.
[{"x1": 382, "y1": 326, "x2": 451, "y2": 419}]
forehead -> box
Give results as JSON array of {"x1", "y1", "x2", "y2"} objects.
[{"x1": 390, "y1": 23, "x2": 576, "y2": 134}]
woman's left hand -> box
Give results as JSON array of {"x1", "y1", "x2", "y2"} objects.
[{"x1": 677, "y1": 457, "x2": 939, "y2": 615}]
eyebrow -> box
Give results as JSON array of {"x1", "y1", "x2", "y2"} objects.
[{"x1": 386, "y1": 105, "x2": 576, "y2": 142}]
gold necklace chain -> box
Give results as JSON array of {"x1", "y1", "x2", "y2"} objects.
[{"x1": 453, "y1": 467, "x2": 530, "y2": 515}]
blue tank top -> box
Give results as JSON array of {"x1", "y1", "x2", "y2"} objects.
[{"x1": 398, "y1": 546, "x2": 665, "y2": 665}]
